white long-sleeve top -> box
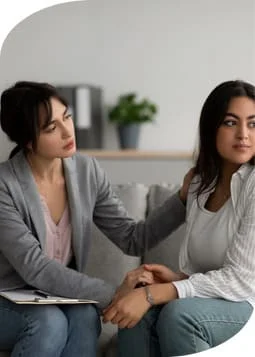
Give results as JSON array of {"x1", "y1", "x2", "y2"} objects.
[{"x1": 173, "y1": 163, "x2": 255, "y2": 307}]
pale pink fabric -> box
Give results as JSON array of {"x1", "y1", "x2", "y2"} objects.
[{"x1": 40, "y1": 195, "x2": 73, "y2": 265}]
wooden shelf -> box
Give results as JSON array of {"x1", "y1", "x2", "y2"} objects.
[{"x1": 79, "y1": 150, "x2": 193, "y2": 160}]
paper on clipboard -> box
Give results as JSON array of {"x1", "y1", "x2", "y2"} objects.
[{"x1": 0, "y1": 289, "x2": 98, "y2": 304}]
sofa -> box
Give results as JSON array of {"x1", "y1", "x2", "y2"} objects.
[
  {"x1": 88, "y1": 182, "x2": 185, "y2": 357},
  {"x1": 0, "y1": 182, "x2": 186, "y2": 357}
]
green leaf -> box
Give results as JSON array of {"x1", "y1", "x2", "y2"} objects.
[{"x1": 108, "y1": 93, "x2": 158, "y2": 125}]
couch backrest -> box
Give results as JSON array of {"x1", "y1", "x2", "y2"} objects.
[
  {"x1": 86, "y1": 182, "x2": 186, "y2": 287},
  {"x1": 143, "y1": 184, "x2": 186, "y2": 272},
  {"x1": 85, "y1": 184, "x2": 148, "y2": 286}
]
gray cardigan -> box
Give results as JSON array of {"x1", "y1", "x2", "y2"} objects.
[{"x1": 0, "y1": 151, "x2": 185, "y2": 308}]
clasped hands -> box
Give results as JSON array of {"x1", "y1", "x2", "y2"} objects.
[{"x1": 102, "y1": 264, "x2": 188, "y2": 329}]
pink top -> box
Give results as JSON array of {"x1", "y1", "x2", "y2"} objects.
[{"x1": 40, "y1": 195, "x2": 73, "y2": 266}]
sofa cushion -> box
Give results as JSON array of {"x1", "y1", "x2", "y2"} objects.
[
  {"x1": 86, "y1": 183, "x2": 148, "y2": 287},
  {"x1": 104, "y1": 333, "x2": 118, "y2": 357},
  {"x1": 98, "y1": 321, "x2": 118, "y2": 356},
  {"x1": 143, "y1": 184, "x2": 186, "y2": 272}
]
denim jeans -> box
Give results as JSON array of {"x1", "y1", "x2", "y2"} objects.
[
  {"x1": 118, "y1": 297, "x2": 253, "y2": 357},
  {"x1": 0, "y1": 297, "x2": 101, "y2": 357}
]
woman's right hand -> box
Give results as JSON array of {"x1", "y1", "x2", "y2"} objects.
[
  {"x1": 144, "y1": 264, "x2": 188, "y2": 283},
  {"x1": 113, "y1": 265, "x2": 154, "y2": 301},
  {"x1": 121, "y1": 265, "x2": 155, "y2": 289}
]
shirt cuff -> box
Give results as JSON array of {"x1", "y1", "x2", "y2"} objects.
[{"x1": 172, "y1": 279, "x2": 196, "y2": 299}]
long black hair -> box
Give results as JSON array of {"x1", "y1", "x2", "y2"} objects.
[
  {"x1": 194, "y1": 79, "x2": 255, "y2": 197},
  {"x1": 0, "y1": 81, "x2": 68, "y2": 158}
]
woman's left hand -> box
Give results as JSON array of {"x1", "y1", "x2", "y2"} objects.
[
  {"x1": 102, "y1": 287, "x2": 150, "y2": 329},
  {"x1": 120, "y1": 265, "x2": 155, "y2": 290},
  {"x1": 112, "y1": 265, "x2": 154, "y2": 302}
]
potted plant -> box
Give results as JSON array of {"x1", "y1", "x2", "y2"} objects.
[{"x1": 108, "y1": 93, "x2": 158, "y2": 149}]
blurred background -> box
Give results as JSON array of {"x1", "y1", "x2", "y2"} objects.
[{"x1": 0, "y1": 0, "x2": 254, "y2": 182}]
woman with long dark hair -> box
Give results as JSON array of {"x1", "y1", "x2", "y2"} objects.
[{"x1": 105, "y1": 80, "x2": 255, "y2": 356}]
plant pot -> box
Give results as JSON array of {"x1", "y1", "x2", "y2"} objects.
[{"x1": 117, "y1": 124, "x2": 141, "y2": 149}]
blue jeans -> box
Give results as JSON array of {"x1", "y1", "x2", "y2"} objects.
[
  {"x1": 0, "y1": 297, "x2": 101, "y2": 357},
  {"x1": 118, "y1": 297, "x2": 253, "y2": 357}
]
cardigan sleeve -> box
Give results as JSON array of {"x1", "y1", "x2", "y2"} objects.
[{"x1": 173, "y1": 184, "x2": 255, "y2": 302}]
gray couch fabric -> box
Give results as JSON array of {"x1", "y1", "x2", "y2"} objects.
[
  {"x1": 86, "y1": 184, "x2": 149, "y2": 356},
  {"x1": 143, "y1": 184, "x2": 186, "y2": 272},
  {"x1": 0, "y1": 182, "x2": 185, "y2": 357},
  {"x1": 97, "y1": 183, "x2": 185, "y2": 357}
]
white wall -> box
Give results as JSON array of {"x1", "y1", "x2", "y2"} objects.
[{"x1": 0, "y1": 0, "x2": 254, "y2": 162}]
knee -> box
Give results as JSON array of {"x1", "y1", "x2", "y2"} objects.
[
  {"x1": 68, "y1": 304, "x2": 101, "y2": 335},
  {"x1": 29, "y1": 306, "x2": 68, "y2": 350},
  {"x1": 84, "y1": 304, "x2": 101, "y2": 332},
  {"x1": 74, "y1": 304, "x2": 100, "y2": 323},
  {"x1": 157, "y1": 299, "x2": 194, "y2": 331},
  {"x1": 83, "y1": 304, "x2": 100, "y2": 322},
  {"x1": 156, "y1": 299, "x2": 210, "y2": 356}
]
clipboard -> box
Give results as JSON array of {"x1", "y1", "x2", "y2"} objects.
[{"x1": 0, "y1": 289, "x2": 98, "y2": 304}]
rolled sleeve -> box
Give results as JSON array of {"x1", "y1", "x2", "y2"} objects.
[{"x1": 172, "y1": 279, "x2": 196, "y2": 299}]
